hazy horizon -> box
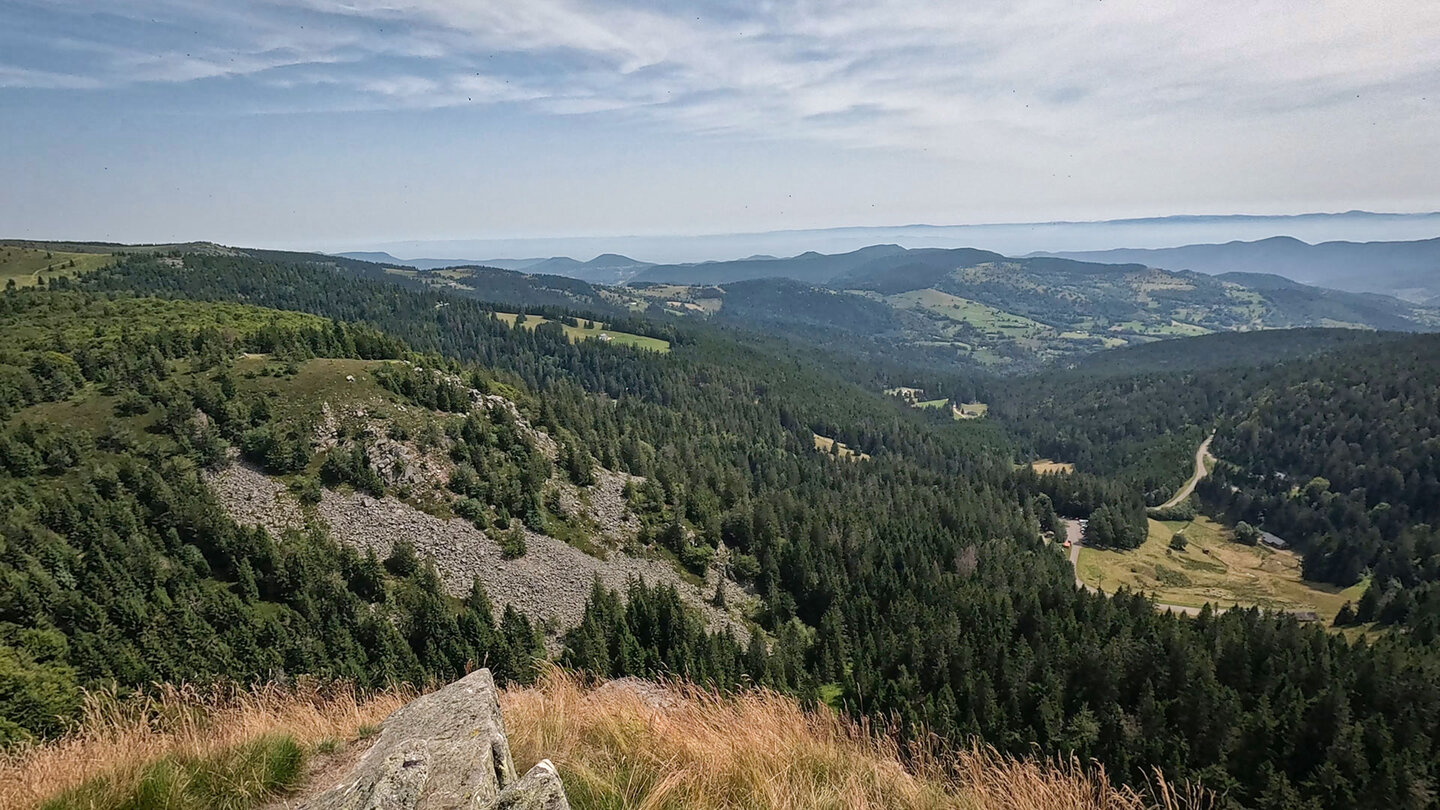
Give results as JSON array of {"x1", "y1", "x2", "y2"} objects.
[{"x1": 331, "y1": 210, "x2": 1440, "y2": 266}]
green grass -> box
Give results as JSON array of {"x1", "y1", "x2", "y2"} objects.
[
  {"x1": 1106, "y1": 319, "x2": 1210, "y2": 338},
  {"x1": 232, "y1": 356, "x2": 398, "y2": 408},
  {"x1": 914, "y1": 398, "x2": 949, "y2": 409},
  {"x1": 954, "y1": 402, "x2": 988, "y2": 419},
  {"x1": 885, "y1": 289, "x2": 1047, "y2": 337},
  {"x1": 495, "y1": 312, "x2": 670, "y2": 352},
  {"x1": 1076, "y1": 515, "x2": 1367, "y2": 620},
  {"x1": 41, "y1": 734, "x2": 305, "y2": 810},
  {"x1": 19, "y1": 357, "x2": 409, "y2": 447},
  {"x1": 0, "y1": 246, "x2": 115, "y2": 287}
]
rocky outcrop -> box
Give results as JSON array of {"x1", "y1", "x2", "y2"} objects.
[
  {"x1": 207, "y1": 463, "x2": 748, "y2": 639},
  {"x1": 299, "y1": 669, "x2": 569, "y2": 810}
]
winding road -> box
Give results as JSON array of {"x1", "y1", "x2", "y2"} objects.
[
  {"x1": 1159, "y1": 432, "x2": 1215, "y2": 510},
  {"x1": 1065, "y1": 432, "x2": 1220, "y2": 617}
]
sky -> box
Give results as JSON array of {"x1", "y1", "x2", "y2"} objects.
[{"x1": 2, "y1": 0, "x2": 1439, "y2": 254}]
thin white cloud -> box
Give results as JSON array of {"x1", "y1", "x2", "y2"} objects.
[
  {"x1": 5, "y1": 0, "x2": 1439, "y2": 164},
  {"x1": 0, "y1": 64, "x2": 103, "y2": 89}
]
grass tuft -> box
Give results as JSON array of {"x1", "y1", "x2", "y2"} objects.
[
  {"x1": 501, "y1": 665, "x2": 1206, "y2": 810},
  {"x1": 7, "y1": 668, "x2": 1207, "y2": 810},
  {"x1": 40, "y1": 734, "x2": 305, "y2": 810},
  {"x1": 0, "y1": 680, "x2": 410, "y2": 810}
]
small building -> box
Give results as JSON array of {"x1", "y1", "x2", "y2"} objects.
[{"x1": 1259, "y1": 531, "x2": 1289, "y2": 549}]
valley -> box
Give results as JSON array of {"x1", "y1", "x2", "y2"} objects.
[
  {"x1": 3, "y1": 243, "x2": 1439, "y2": 810},
  {"x1": 1075, "y1": 516, "x2": 1366, "y2": 618},
  {"x1": 9, "y1": 5, "x2": 1440, "y2": 807}
]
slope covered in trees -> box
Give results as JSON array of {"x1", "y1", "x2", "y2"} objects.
[
  {"x1": 987, "y1": 328, "x2": 1440, "y2": 636},
  {"x1": 3, "y1": 255, "x2": 1440, "y2": 808}
]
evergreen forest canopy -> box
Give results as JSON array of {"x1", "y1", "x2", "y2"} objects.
[{"x1": 1, "y1": 246, "x2": 1439, "y2": 810}]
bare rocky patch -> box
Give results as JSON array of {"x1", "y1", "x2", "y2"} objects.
[
  {"x1": 207, "y1": 462, "x2": 305, "y2": 540},
  {"x1": 207, "y1": 464, "x2": 747, "y2": 642}
]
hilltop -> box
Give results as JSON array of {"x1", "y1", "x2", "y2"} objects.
[
  {"x1": 623, "y1": 244, "x2": 1439, "y2": 370},
  {"x1": 24, "y1": 238, "x2": 1436, "y2": 374},
  {"x1": 1036, "y1": 235, "x2": 1440, "y2": 304}
]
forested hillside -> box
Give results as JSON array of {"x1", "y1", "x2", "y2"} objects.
[
  {"x1": 986, "y1": 329, "x2": 1440, "y2": 635},
  {"x1": 624, "y1": 244, "x2": 1440, "y2": 371},
  {"x1": 3, "y1": 253, "x2": 1440, "y2": 809},
  {"x1": 1204, "y1": 335, "x2": 1440, "y2": 633}
]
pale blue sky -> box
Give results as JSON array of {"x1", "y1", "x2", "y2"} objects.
[{"x1": 2, "y1": 0, "x2": 1438, "y2": 251}]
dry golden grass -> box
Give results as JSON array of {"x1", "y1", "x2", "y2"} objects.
[
  {"x1": 1077, "y1": 516, "x2": 1365, "y2": 618},
  {"x1": 6, "y1": 668, "x2": 1205, "y2": 810},
  {"x1": 501, "y1": 667, "x2": 1204, "y2": 810},
  {"x1": 1029, "y1": 459, "x2": 1076, "y2": 475},
  {"x1": 812, "y1": 434, "x2": 870, "y2": 461},
  {"x1": 0, "y1": 680, "x2": 411, "y2": 810}
]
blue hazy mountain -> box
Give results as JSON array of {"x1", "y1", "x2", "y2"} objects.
[
  {"x1": 1035, "y1": 235, "x2": 1440, "y2": 304},
  {"x1": 340, "y1": 210, "x2": 1440, "y2": 267}
]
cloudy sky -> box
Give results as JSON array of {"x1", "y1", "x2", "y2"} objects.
[{"x1": 2, "y1": 0, "x2": 1438, "y2": 250}]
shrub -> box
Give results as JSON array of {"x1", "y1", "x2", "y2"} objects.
[
  {"x1": 729, "y1": 552, "x2": 761, "y2": 583},
  {"x1": 112, "y1": 390, "x2": 150, "y2": 417},
  {"x1": 454, "y1": 497, "x2": 487, "y2": 528},
  {"x1": 1234, "y1": 521, "x2": 1260, "y2": 546},
  {"x1": 1169, "y1": 533, "x2": 1188, "y2": 551},
  {"x1": 1148, "y1": 502, "x2": 1196, "y2": 521},
  {"x1": 681, "y1": 543, "x2": 715, "y2": 575},
  {"x1": 500, "y1": 526, "x2": 528, "y2": 560},
  {"x1": 384, "y1": 539, "x2": 420, "y2": 577},
  {"x1": 289, "y1": 476, "x2": 323, "y2": 505}
]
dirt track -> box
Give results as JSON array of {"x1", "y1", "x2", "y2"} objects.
[{"x1": 1159, "y1": 433, "x2": 1215, "y2": 509}]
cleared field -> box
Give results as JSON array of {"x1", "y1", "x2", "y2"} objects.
[
  {"x1": 886, "y1": 289, "x2": 1047, "y2": 337},
  {"x1": 914, "y1": 397, "x2": 949, "y2": 409},
  {"x1": 1076, "y1": 515, "x2": 1365, "y2": 619},
  {"x1": 954, "y1": 402, "x2": 988, "y2": 419},
  {"x1": 495, "y1": 312, "x2": 669, "y2": 352},
  {"x1": 22, "y1": 357, "x2": 402, "y2": 435},
  {"x1": 625, "y1": 284, "x2": 724, "y2": 314},
  {"x1": 813, "y1": 433, "x2": 869, "y2": 461},
  {"x1": 1108, "y1": 320, "x2": 1210, "y2": 337},
  {"x1": 1029, "y1": 459, "x2": 1075, "y2": 474},
  {"x1": 0, "y1": 246, "x2": 114, "y2": 287}
]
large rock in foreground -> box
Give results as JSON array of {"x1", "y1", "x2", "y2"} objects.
[{"x1": 300, "y1": 669, "x2": 569, "y2": 810}]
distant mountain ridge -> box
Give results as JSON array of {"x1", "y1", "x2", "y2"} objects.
[
  {"x1": 333, "y1": 250, "x2": 654, "y2": 284},
  {"x1": 337, "y1": 209, "x2": 1440, "y2": 265},
  {"x1": 22, "y1": 236, "x2": 1436, "y2": 375},
  {"x1": 618, "y1": 242, "x2": 1440, "y2": 372},
  {"x1": 1034, "y1": 236, "x2": 1440, "y2": 304},
  {"x1": 631, "y1": 244, "x2": 909, "y2": 285}
]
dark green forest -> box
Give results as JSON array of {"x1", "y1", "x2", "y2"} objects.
[{"x1": 2, "y1": 253, "x2": 1439, "y2": 809}]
